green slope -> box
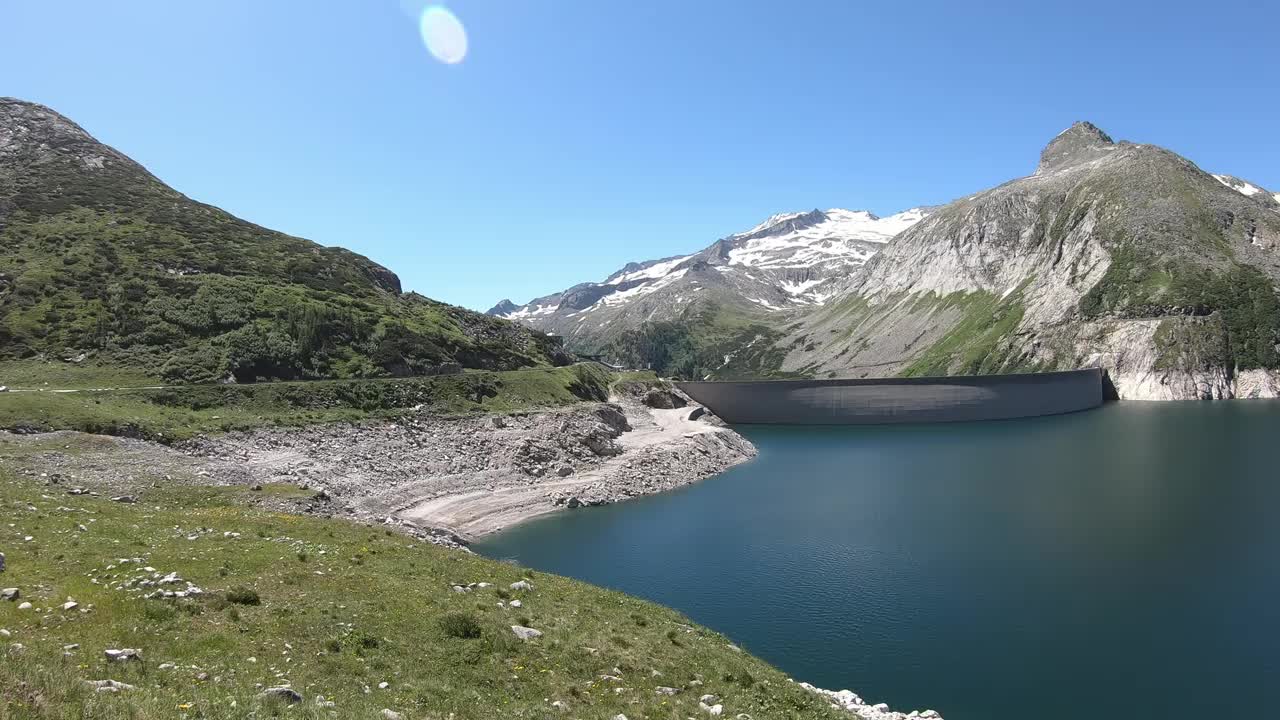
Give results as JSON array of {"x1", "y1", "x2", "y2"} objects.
[{"x1": 0, "y1": 98, "x2": 570, "y2": 384}]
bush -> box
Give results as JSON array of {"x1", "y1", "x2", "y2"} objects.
[
  {"x1": 225, "y1": 586, "x2": 260, "y2": 605},
  {"x1": 439, "y1": 612, "x2": 482, "y2": 639}
]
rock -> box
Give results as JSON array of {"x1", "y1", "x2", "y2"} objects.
[
  {"x1": 110, "y1": 495, "x2": 137, "y2": 504},
  {"x1": 551, "y1": 700, "x2": 569, "y2": 711},
  {"x1": 655, "y1": 687, "x2": 679, "y2": 696},
  {"x1": 510, "y1": 625, "x2": 542, "y2": 640},
  {"x1": 17, "y1": 602, "x2": 31, "y2": 610},
  {"x1": 700, "y1": 694, "x2": 721, "y2": 704},
  {"x1": 62, "y1": 600, "x2": 78, "y2": 611},
  {"x1": 104, "y1": 648, "x2": 142, "y2": 662},
  {"x1": 688, "y1": 407, "x2": 707, "y2": 422},
  {"x1": 509, "y1": 599, "x2": 522, "y2": 608},
  {"x1": 642, "y1": 388, "x2": 687, "y2": 409},
  {"x1": 555, "y1": 465, "x2": 574, "y2": 477},
  {"x1": 85, "y1": 679, "x2": 135, "y2": 693},
  {"x1": 381, "y1": 710, "x2": 404, "y2": 720},
  {"x1": 510, "y1": 580, "x2": 533, "y2": 591},
  {"x1": 249, "y1": 484, "x2": 263, "y2": 491},
  {"x1": 699, "y1": 703, "x2": 724, "y2": 716},
  {"x1": 0, "y1": 588, "x2": 17, "y2": 601},
  {"x1": 0, "y1": 552, "x2": 5, "y2": 572},
  {"x1": 158, "y1": 662, "x2": 176, "y2": 670},
  {"x1": 378, "y1": 681, "x2": 389, "y2": 689},
  {"x1": 612, "y1": 715, "x2": 629, "y2": 720},
  {"x1": 258, "y1": 687, "x2": 303, "y2": 703}
]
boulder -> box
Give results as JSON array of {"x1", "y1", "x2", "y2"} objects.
[
  {"x1": 381, "y1": 711, "x2": 405, "y2": 720},
  {"x1": 510, "y1": 580, "x2": 533, "y2": 591},
  {"x1": 642, "y1": 388, "x2": 687, "y2": 410},
  {"x1": 85, "y1": 679, "x2": 135, "y2": 693},
  {"x1": 511, "y1": 625, "x2": 543, "y2": 640},
  {"x1": 259, "y1": 687, "x2": 303, "y2": 704},
  {"x1": 104, "y1": 648, "x2": 142, "y2": 662},
  {"x1": 0, "y1": 588, "x2": 17, "y2": 601}
]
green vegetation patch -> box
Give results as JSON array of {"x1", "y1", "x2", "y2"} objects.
[
  {"x1": 1079, "y1": 246, "x2": 1279, "y2": 370},
  {"x1": 605, "y1": 304, "x2": 800, "y2": 380},
  {"x1": 0, "y1": 365, "x2": 614, "y2": 441},
  {"x1": 0, "y1": 438, "x2": 842, "y2": 720},
  {"x1": 900, "y1": 282, "x2": 1037, "y2": 377}
]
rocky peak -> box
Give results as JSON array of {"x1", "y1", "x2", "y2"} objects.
[
  {"x1": 1038, "y1": 121, "x2": 1115, "y2": 173},
  {"x1": 486, "y1": 299, "x2": 518, "y2": 317},
  {"x1": 739, "y1": 209, "x2": 827, "y2": 240}
]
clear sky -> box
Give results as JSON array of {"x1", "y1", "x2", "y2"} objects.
[{"x1": 5, "y1": 1, "x2": 1278, "y2": 310}]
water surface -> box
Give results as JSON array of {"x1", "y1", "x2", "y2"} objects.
[{"x1": 475, "y1": 402, "x2": 1280, "y2": 719}]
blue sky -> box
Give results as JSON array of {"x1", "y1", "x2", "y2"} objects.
[{"x1": 5, "y1": 1, "x2": 1278, "y2": 310}]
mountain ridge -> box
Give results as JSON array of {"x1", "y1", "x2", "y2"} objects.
[
  {"x1": 489, "y1": 206, "x2": 930, "y2": 374},
  {"x1": 781, "y1": 122, "x2": 1280, "y2": 399}
]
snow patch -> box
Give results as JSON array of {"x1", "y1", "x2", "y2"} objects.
[
  {"x1": 726, "y1": 208, "x2": 925, "y2": 269},
  {"x1": 1214, "y1": 174, "x2": 1264, "y2": 197}
]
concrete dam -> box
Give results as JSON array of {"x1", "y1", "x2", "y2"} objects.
[{"x1": 676, "y1": 369, "x2": 1105, "y2": 425}]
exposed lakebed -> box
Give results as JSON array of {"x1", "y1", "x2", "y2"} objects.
[{"x1": 475, "y1": 401, "x2": 1280, "y2": 720}]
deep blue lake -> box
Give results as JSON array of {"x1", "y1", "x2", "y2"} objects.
[{"x1": 474, "y1": 401, "x2": 1280, "y2": 720}]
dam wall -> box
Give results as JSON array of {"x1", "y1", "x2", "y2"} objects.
[{"x1": 676, "y1": 369, "x2": 1105, "y2": 425}]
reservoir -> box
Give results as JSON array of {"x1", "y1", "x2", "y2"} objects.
[{"x1": 474, "y1": 401, "x2": 1280, "y2": 720}]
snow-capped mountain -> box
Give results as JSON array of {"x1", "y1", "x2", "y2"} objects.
[{"x1": 488, "y1": 207, "x2": 928, "y2": 349}]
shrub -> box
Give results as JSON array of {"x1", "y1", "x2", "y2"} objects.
[
  {"x1": 225, "y1": 586, "x2": 260, "y2": 606},
  {"x1": 439, "y1": 613, "x2": 482, "y2": 639}
]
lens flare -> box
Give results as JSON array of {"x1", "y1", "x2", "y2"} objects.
[{"x1": 420, "y1": 6, "x2": 468, "y2": 65}]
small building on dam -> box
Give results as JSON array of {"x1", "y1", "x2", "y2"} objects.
[{"x1": 676, "y1": 369, "x2": 1105, "y2": 425}]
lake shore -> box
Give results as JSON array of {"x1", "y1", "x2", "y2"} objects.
[{"x1": 174, "y1": 393, "x2": 757, "y2": 544}]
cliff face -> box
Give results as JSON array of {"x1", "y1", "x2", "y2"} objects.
[{"x1": 783, "y1": 122, "x2": 1280, "y2": 400}]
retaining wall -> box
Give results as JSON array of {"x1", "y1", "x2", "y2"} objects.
[{"x1": 676, "y1": 369, "x2": 1104, "y2": 425}]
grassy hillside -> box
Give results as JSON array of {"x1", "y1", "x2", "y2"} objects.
[
  {"x1": 0, "y1": 98, "x2": 570, "y2": 383},
  {"x1": 0, "y1": 364, "x2": 613, "y2": 442},
  {"x1": 0, "y1": 433, "x2": 842, "y2": 720},
  {"x1": 605, "y1": 303, "x2": 799, "y2": 381}
]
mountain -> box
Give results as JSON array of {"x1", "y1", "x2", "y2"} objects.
[
  {"x1": 0, "y1": 98, "x2": 570, "y2": 383},
  {"x1": 490, "y1": 207, "x2": 927, "y2": 376},
  {"x1": 781, "y1": 122, "x2": 1280, "y2": 399}
]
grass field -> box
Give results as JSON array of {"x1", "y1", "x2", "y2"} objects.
[
  {"x1": 0, "y1": 434, "x2": 842, "y2": 720},
  {"x1": 0, "y1": 364, "x2": 614, "y2": 442}
]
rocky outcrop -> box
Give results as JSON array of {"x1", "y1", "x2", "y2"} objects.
[{"x1": 797, "y1": 682, "x2": 942, "y2": 720}]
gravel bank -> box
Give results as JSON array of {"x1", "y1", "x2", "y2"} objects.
[{"x1": 180, "y1": 396, "x2": 756, "y2": 543}]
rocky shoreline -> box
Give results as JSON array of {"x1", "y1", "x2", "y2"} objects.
[
  {"x1": 178, "y1": 393, "x2": 757, "y2": 543},
  {"x1": 796, "y1": 682, "x2": 943, "y2": 720}
]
